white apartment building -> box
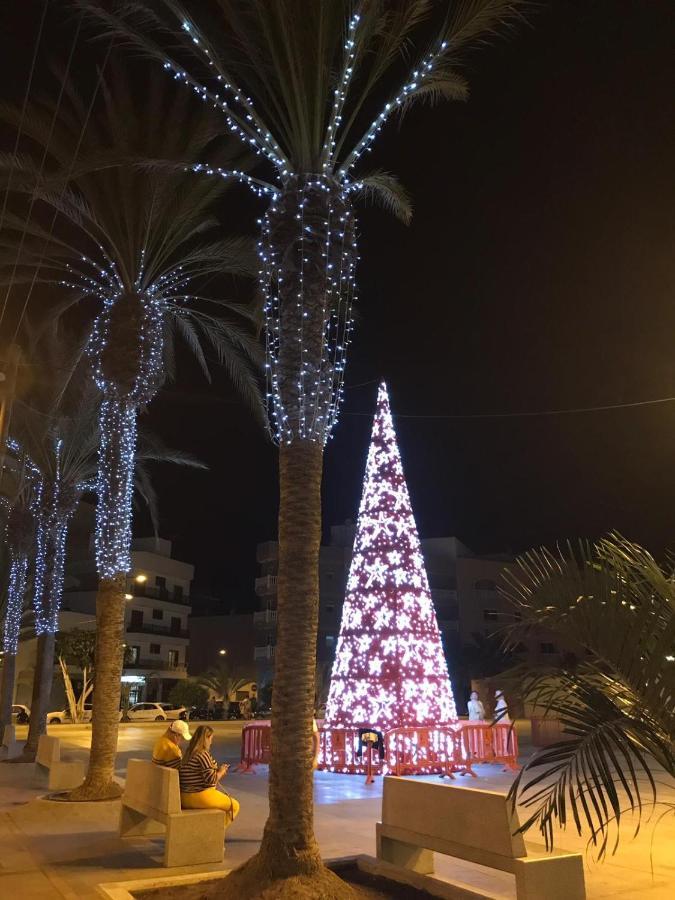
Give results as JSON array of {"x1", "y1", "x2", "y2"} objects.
[{"x1": 13, "y1": 536, "x2": 193, "y2": 708}]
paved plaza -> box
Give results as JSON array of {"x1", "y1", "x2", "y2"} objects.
[{"x1": 0, "y1": 721, "x2": 673, "y2": 899}]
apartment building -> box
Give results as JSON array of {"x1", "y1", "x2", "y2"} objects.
[
  {"x1": 254, "y1": 523, "x2": 553, "y2": 684},
  {"x1": 13, "y1": 536, "x2": 193, "y2": 708}
]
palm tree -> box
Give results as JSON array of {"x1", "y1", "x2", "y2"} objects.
[
  {"x1": 4, "y1": 326, "x2": 207, "y2": 763},
  {"x1": 198, "y1": 663, "x2": 250, "y2": 704},
  {"x1": 77, "y1": 1, "x2": 527, "y2": 886},
  {"x1": 0, "y1": 67, "x2": 262, "y2": 797},
  {"x1": 0, "y1": 483, "x2": 33, "y2": 731},
  {"x1": 500, "y1": 534, "x2": 675, "y2": 858}
]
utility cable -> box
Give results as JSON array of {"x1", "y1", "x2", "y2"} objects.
[{"x1": 345, "y1": 395, "x2": 675, "y2": 420}]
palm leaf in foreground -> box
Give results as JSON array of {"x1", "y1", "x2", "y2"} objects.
[{"x1": 501, "y1": 535, "x2": 675, "y2": 856}]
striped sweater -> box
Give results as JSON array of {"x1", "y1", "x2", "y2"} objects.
[{"x1": 179, "y1": 749, "x2": 219, "y2": 793}]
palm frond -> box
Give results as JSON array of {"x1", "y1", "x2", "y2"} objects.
[
  {"x1": 501, "y1": 534, "x2": 675, "y2": 854},
  {"x1": 350, "y1": 171, "x2": 413, "y2": 225}
]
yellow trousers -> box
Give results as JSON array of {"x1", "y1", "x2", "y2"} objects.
[{"x1": 180, "y1": 788, "x2": 240, "y2": 824}]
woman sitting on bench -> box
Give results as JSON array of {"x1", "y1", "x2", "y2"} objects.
[{"x1": 179, "y1": 725, "x2": 240, "y2": 824}]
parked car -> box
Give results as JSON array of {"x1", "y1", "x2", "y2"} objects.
[
  {"x1": 158, "y1": 703, "x2": 188, "y2": 721},
  {"x1": 11, "y1": 704, "x2": 30, "y2": 724},
  {"x1": 47, "y1": 704, "x2": 122, "y2": 724},
  {"x1": 126, "y1": 702, "x2": 168, "y2": 722}
]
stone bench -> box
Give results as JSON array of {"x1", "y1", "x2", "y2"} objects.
[
  {"x1": 119, "y1": 759, "x2": 225, "y2": 867},
  {"x1": 376, "y1": 776, "x2": 586, "y2": 900},
  {"x1": 36, "y1": 735, "x2": 85, "y2": 790},
  {"x1": 1, "y1": 724, "x2": 20, "y2": 759}
]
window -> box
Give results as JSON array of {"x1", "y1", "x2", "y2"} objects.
[
  {"x1": 129, "y1": 609, "x2": 143, "y2": 629},
  {"x1": 168, "y1": 649, "x2": 180, "y2": 668},
  {"x1": 152, "y1": 608, "x2": 163, "y2": 620},
  {"x1": 173, "y1": 585, "x2": 183, "y2": 603},
  {"x1": 155, "y1": 576, "x2": 166, "y2": 589},
  {"x1": 170, "y1": 616, "x2": 182, "y2": 635},
  {"x1": 150, "y1": 643, "x2": 161, "y2": 655},
  {"x1": 325, "y1": 635, "x2": 335, "y2": 646},
  {"x1": 326, "y1": 604, "x2": 335, "y2": 614},
  {"x1": 483, "y1": 609, "x2": 499, "y2": 621},
  {"x1": 540, "y1": 642, "x2": 557, "y2": 655},
  {"x1": 127, "y1": 646, "x2": 140, "y2": 664}
]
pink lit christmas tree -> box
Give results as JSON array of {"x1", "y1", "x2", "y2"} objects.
[{"x1": 324, "y1": 382, "x2": 457, "y2": 731}]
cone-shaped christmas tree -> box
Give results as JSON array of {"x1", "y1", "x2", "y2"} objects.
[{"x1": 324, "y1": 382, "x2": 457, "y2": 731}]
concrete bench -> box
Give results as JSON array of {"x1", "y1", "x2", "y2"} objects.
[
  {"x1": 36, "y1": 735, "x2": 85, "y2": 790},
  {"x1": 119, "y1": 759, "x2": 225, "y2": 867},
  {"x1": 1, "y1": 724, "x2": 20, "y2": 758},
  {"x1": 376, "y1": 777, "x2": 585, "y2": 900}
]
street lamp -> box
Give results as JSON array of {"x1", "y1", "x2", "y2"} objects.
[
  {"x1": 135, "y1": 574, "x2": 147, "y2": 584},
  {"x1": 219, "y1": 649, "x2": 227, "y2": 656},
  {"x1": 124, "y1": 593, "x2": 133, "y2": 601}
]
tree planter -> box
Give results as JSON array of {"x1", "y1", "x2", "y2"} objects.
[{"x1": 97, "y1": 857, "x2": 439, "y2": 900}]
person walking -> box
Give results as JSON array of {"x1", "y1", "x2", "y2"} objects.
[
  {"x1": 179, "y1": 725, "x2": 240, "y2": 824},
  {"x1": 151, "y1": 719, "x2": 192, "y2": 768}
]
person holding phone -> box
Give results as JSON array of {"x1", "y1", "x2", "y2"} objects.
[{"x1": 179, "y1": 725, "x2": 239, "y2": 823}]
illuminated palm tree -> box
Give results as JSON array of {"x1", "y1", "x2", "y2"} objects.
[
  {"x1": 2, "y1": 326, "x2": 206, "y2": 763},
  {"x1": 0, "y1": 68, "x2": 262, "y2": 797},
  {"x1": 78, "y1": 1, "x2": 526, "y2": 886}
]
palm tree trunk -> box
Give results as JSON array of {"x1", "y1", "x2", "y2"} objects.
[
  {"x1": 259, "y1": 439, "x2": 324, "y2": 871},
  {"x1": 0, "y1": 652, "x2": 17, "y2": 731},
  {"x1": 225, "y1": 442, "x2": 354, "y2": 897},
  {"x1": 23, "y1": 631, "x2": 56, "y2": 760},
  {"x1": 1, "y1": 551, "x2": 29, "y2": 731},
  {"x1": 68, "y1": 574, "x2": 126, "y2": 800}
]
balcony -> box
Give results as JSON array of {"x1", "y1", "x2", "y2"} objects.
[
  {"x1": 254, "y1": 645, "x2": 276, "y2": 661},
  {"x1": 254, "y1": 575, "x2": 278, "y2": 596},
  {"x1": 130, "y1": 584, "x2": 191, "y2": 606},
  {"x1": 126, "y1": 622, "x2": 189, "y2": 639},
  {"x1": 124, "y1": 658, "x2": 187, "y2": 674},
  {"x1": 257, "y1": 542, "x2": 278, "y2": 563},
  {"x1": 253, "y1": 609, "x2": 278, "y2": 627}
]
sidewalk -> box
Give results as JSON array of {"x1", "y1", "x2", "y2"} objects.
[{"x1": 1, "y1": 735, "x2": 674, "y2": 898}]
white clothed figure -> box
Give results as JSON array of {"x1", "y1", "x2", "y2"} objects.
[
  {"x1": 494, "y1": 689, "x2": 510, "y2": 722},
  {"x1": 467, "y1": 691, "x2": 485, "y2": 721}
]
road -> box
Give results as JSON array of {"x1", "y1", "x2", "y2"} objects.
[{"x1": 11, "y1": 720, "x2": 246, "y2": 775}]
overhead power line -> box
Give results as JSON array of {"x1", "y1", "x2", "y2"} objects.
[{"x1": 345, "y1": 395, "x2": 675, "y2": 420}]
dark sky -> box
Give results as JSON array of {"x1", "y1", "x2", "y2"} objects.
[{"x1": 3, "y1": 1, "x2": 675, "y2": 609}]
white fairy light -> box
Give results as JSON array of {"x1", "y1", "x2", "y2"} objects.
[{"x1": 2, "y1": 553, "x2": 28, "y2": 655}]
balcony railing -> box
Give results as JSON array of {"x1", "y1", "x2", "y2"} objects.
[
  {"x1": 254, "y1": 645, "x2": 276, "y2": 660},
  {"x1": 124, "y1": 658, "x2": 187, "y2": 673},
  {"x1": 126, "y1": 622, "x2": 189, "y2": 639},
  {"x1": 130, "y1": 584, "x2": 191, "y2": 605},
  {"x1": 254, "y1": 575, "x2": 278, "y2": 596},
  {"x1": 253, "y1": 609, "x2": 278, "y2": 627}
]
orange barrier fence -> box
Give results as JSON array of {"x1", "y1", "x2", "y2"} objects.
[
  {"x1": 240, "y1": 720, "x2": 518, "y2": 775},
  {"x1": 238, "y1": 721, "x2": 272, "y2": 772},
  {"x1": 386, "y1": 727, "x2": 474, "y2": 778}
]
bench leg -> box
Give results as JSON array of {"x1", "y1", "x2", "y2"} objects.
[
  {"x1": 376, "y1": 824, "x2": 434, "y2": 875},
  {"x1": 119, "y1": 804, "x2": 165, "y2": 838},
  {"x1": 514, "y1": 855, "x2": 585, "y2": 900},
  {"x1": 164, "y1": 812, "x2": 225, "y2": 868}
]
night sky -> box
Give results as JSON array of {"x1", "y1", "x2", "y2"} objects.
[{"x1": 2, "y1": 1, "x2": 674, "y2": 608}]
